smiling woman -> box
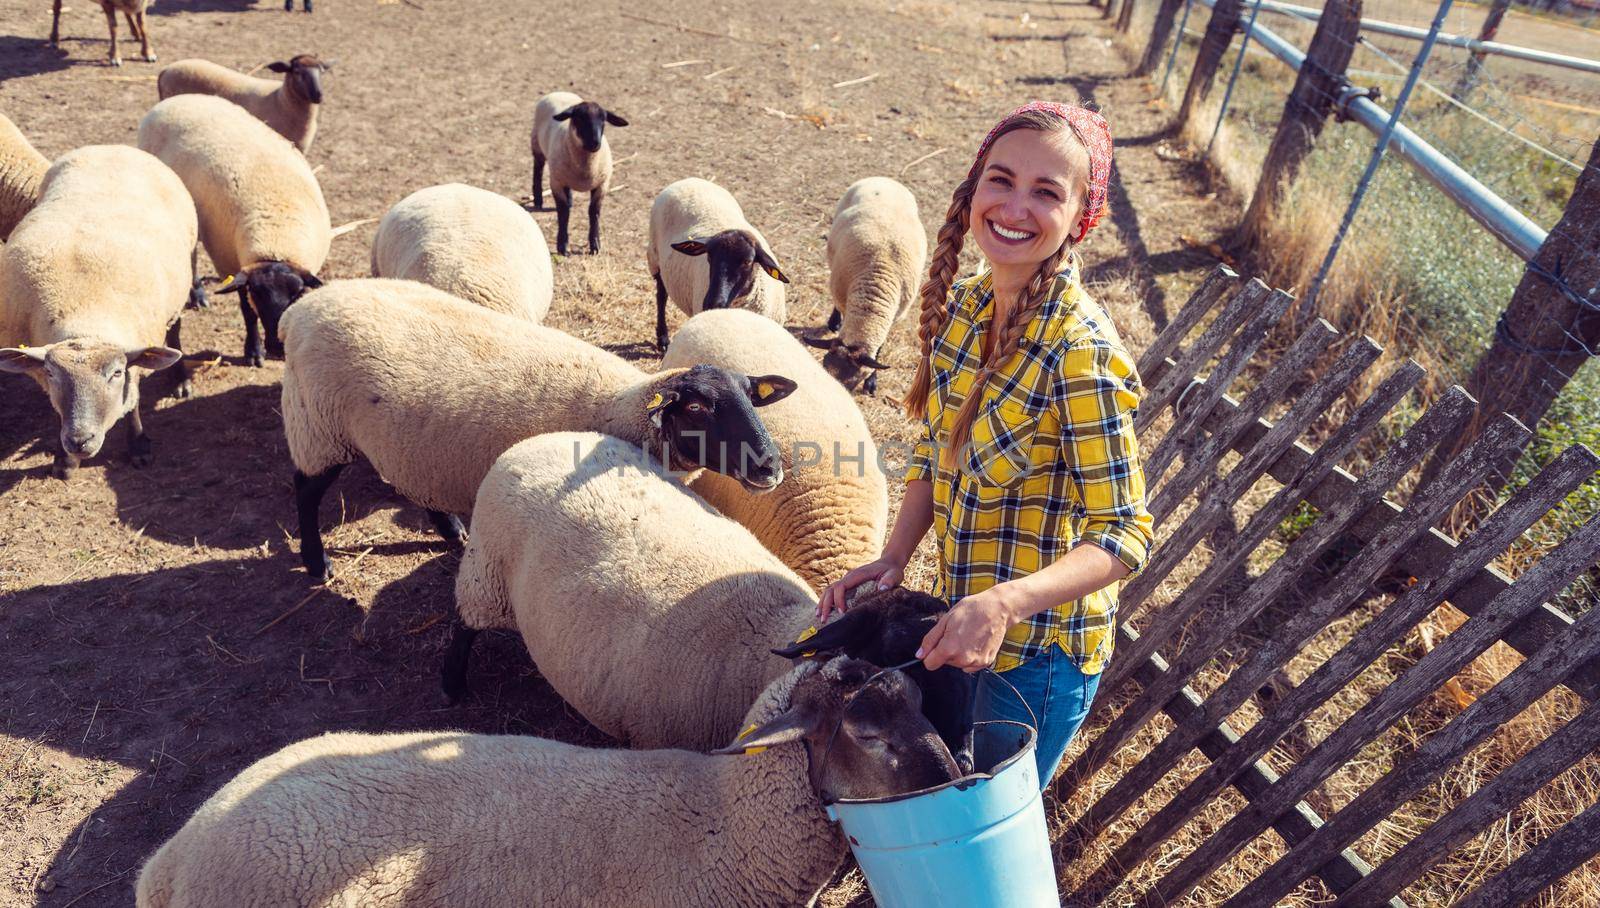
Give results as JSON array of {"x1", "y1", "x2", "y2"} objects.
[{"x1": 818, "y1": 102, "x2": 1150, "y2": 788}]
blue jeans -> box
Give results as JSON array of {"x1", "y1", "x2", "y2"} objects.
[{"x1": 973, "y1": 647, "x2": 1100, "y2": 789}]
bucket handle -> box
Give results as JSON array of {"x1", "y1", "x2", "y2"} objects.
[{"x1": 978, "y1": 665, "x2": 1039, "y2": 734}]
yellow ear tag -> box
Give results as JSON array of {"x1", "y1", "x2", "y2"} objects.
[
  {"x1": 765, "y1": 267, "x2": 784, "y2": 281},
  {"x1": 217, "y1": 274, "x2": 237, "y2": 291},
  {"x1": 734, "y1": 723, "x2": 767, "y2": 755},
  {"x1": 795, "y1": 624, "x2": 818, "y2": 658},
  {"x1": 646, "y1": 392, "x2": 664, "y2": 410},
  {"x1": 756, "y1": 381, "x2": 775, "y2": 399}
]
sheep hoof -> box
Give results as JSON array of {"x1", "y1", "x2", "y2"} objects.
[
  {"x1": 171, "y1": 379, "x2": 193, "y2": 400},
  {"x1": 427, "y1": 510, "x2": 468, "y2": 545},
  {"x1": 143, "y1": 53, "x2": 157, "y2": 62},
  {"x1": 130, "y1": 437, "x2": 154, "y2": 468},
  {"x1": 305, "y1": 554, "x2": 332, "y2": 582},
  {"x1": 246, "y1": 352, "x2": 265, "y2": 368},
  {"x1": 109, "y1": 56, "x2": 122, "y2": 67},
  {"x1": 863, "y1": 372, "x2": 879, "y2": 396},
  {"x1": 588, "y1": 242, "x2": 601, "y2": 255}
]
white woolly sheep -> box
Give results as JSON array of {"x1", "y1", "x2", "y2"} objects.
[
  {"x1": 138, "y1": 93, "x2": 331, "y2": 366},
  {"x1": 805, "y1": 177, "x2": 927, "y2": 395},
  {"x1": 444, "y1": 431, "x2": 978, "y2": 760},
  {"x1": 0, "y1": 145, "x2": 196, "y2": 477},
  {"x1": 530, "y1": 90, "x2": 627, "y2": 256},
  {"x1": 51, "y1": 0, "x2": 154, "y2": 67},
  {"x1": 0, "y1": 111, "x2": 48, "y2": 242},
  {"x1": 134, "y1": 658, "x2": 959, "y2": 908},
  {"x1": 279, "y1": 279, "x2": 795, "y2": 581},
  {"x1": 647, "y1": 177, "x2": 789, "y2": 351},
  {"x1": 663, "y1": 308, "x2": 887, "y2": 592},
  {"x1": 157, "y1": 55, "x2": 331, "y2": 154},
  {"x1": 370, "y1": 183, "x2": 553, "y2": 323}
]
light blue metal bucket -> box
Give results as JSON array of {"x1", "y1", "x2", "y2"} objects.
[{"x1": 823, "y1": 721, "x2": 1059, "y2": 907}]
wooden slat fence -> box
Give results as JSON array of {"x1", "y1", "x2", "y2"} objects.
[{"x1": 1057, "y1": 266, "x2": 1600, "y2": 906}]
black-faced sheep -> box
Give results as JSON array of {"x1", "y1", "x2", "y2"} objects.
[
  {"x1": 157, "y1": 55, "x2": 332, "y2": 154},
  {"x1": 279, "y1": 280, "x2": 795, "y2": 581},
  {"x1": 531, "y1": 91, "x2": 627, "y2": 255},
  {"x1": 135, "y1": 658, "x2": 958, "y2": 908},
  {"x1": 647, "y1": 177, "x2": 788, "y2": 351}
]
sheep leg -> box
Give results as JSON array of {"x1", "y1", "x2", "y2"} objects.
[
  {"x1": 239, "y1": 292, "x2": 265, "y2": 367},
  {"x1": 52, "y1": 451, "x2": 81, "y2": 480},
  {"x1": 426, "y1": 510, "x2": 467, "y2": 545},
  {"x1": 165, "y1": 319, "x2": 192, "y2": 399},
  {"x1": 304, "y1": 0, "x2": 313, "y2": 12},
  {"x1": 294, "y1": 464, "x2": 346, "y2": 581},
  {"x1": 187, "y1": 246, "x2": 208, "y2": 309},
  {"x1": 133, "y1": 8, "x2": 154, "y2": 61},
  {"x1": 103, "y1": 4, "x2": 121, "y2": 67},
  {"x1": 827, "y1": 308, "x2": 842, "y2": 332},
  {"x1": 530, "y1": 152, "x2": 545, "y2": 210},
  {"x1": 284, "y1": 0, "x2": 292, "y2": 9},
  {"x1": 863, "y1": 371, "x2": 879, "y2": 396},
  {"x1": 587, "y1": 191, "x2": 602, "y2": 255},
  {"x1": 50, "y1": 0, "x2": 62, "y2": 44},
  {"x1": 125, "y1": 404, "x2": 153, "y2": 467},
  {"x1": 553, "y1": 187, "x2": 572, "y2": 256},
  {"x1": 441, "y1": 620, "x2": 480, "y2": 703},
  {"x1": 654, "y1": 272, "x2": 670, "y2": 352}
]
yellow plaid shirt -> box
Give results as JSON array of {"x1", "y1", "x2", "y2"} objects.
[{"x1": 905, "y1": 268, "x2": 1153, "y2": 675}]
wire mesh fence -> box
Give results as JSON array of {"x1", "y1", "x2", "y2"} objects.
[{"x1": 1126, "y1": 0, "x2": 1599, "y2": 616}]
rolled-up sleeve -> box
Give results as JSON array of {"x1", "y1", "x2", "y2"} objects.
[
  {"x1": 903, "y1": 422, "x2": 937, "y2": 484},
  {"x1": 1054, "y1": 338, "x2": 1154, "y2": 576}
]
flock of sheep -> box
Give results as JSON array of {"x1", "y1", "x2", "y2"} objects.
[{"x1": 1, "y1": 43, "x2": 974, "y2": 907}]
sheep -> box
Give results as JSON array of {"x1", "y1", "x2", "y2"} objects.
[
  {"x1": 50, "y1": 0, "x2": 154, "y2": 67},
  {"x1": 648, "y1": 177, "x2": 789, "y2": 351},
  {"x1": 370, "y1": 183, "x2": 552, "y2": 323},
  {"x1": 134, "y1": 657, "x2": 959, "y2": 908},
  {"x1": 0, "y1": 146, "x2": 195, "y2": 478},
  {"x1": 805, "y1": 177, "x2": 927, "y2": 395},
  {"x1": 279, "y1": 279, "x2": 796, "y2": 581},
  {"x1": 530, "y1": 91, "x2": 627, "y2": 256},
  {"x1": 771, "y1": 586, "x2": 977, "y2": 774},
  {"x1": 448, "y1": 432, "x2": 973, "y2": 771},
  {"x1": 157, "y1": 55, "x2": 332, "y2": 154},
  {"x1": 0, "y1": 111, "x2": 48, "y2": 242},
  {"x1": 662, "y1": 308, "x2": 887, "y2": 592},
  {"x1": 137, "y1": 94, "x2": 331, "y2": 367}
]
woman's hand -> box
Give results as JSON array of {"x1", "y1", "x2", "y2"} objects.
[
  {"x1": 817, "y1": 558, "x2": 905, "y2": 622},
  {"x1": 919, "y1": 585, "x2": 1026, "y2": 672}
]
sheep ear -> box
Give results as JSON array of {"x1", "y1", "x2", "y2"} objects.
[
  {"x1": 772, "y1": 608, "x2": 879, "y2": 659},
  {"x1": 801, "y1": 334, "x2": 835, "y2": 351},
  {"x1": 0, "y1": 346, "x2": 48, "y2": 374},
  {"x1": 858, "y1": 352, "x2": 894, "y2": 370},
  {"x1": 605, "y1": 111, "x2": 629, "y2": 127},
  {"x1": 753, "y1": 246, "x2": 789, "y2": 283},
  {"x1": 553, "y1": 104, "x2": 580, "y2": 122},
  {"x1": 127, "y1": 346, "x2": 182, "y2": 371},
  {"x1": 748, "y1": 374, "x2": 797, "y2": 407},
  {"x1": 670, "y1": 240, "x2": 708, "y2": 257},
  {"x1": 711, "y1": 710, "x2": 812, "y2": 756},
  {"x1": 266, "y1": 61, "x2": 291, "y2": 73}
]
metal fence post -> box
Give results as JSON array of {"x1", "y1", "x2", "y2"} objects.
[
  {"x1": 1160, "y1": 0, "x2": 1198, "y2": 95},
  {"x1": 1206, "y1": 0, "x2": 1265, "y2": 156},
  {"x1": 1303, "y1": 0, "x2": 1456, "y2": 316}
]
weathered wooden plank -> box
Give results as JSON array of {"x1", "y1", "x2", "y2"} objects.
[
  {"x1": 1140, "y1": 364, "x2": 1600, "y2": 704},
  {"x1": 1138, "y1": 280, "x2": 1273, "y2": 433},
  {"x1": 1147, "y1": 320, "x2": 1346, "y2": 525},
  {"x1": 1152, "y1": 302, "x2": 1324, "y2": 505},
  {"x1": 1184, "y1": 513, "x2": 1600, "y2": 907},
  {"x1": 1456, "y1": 799, "x2": 1600, "y2": 908},
  {"x1": 1065, "y1": 628, "x2": 1406, "y2": 908},
  {"x1": 1136, "y1": 265, "x2": 1240, "y2": 380},
  {"x1": 1084, "y1": 412, "x2": 1529, "y2": 854},
  {"x1": 1144, "y1": 289, "x2": 1296, "y2": 487},
  {"x1": 1079, "y1": 387, "x2": 1473, "y2": 783},
  {"x1": 1333, "y1": 696, "x2": 1600, "y2": 906},
  {"x1": 1093, "y1": 445, "x2": 1599, "y2": 897},
  {"x1": 1110, "y1": 358, "x2": 1422, "y2": 681}
]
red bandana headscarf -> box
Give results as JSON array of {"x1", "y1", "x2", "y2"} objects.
[{"x1": 967, "y1": 101, "x2": 1113, "y2": 245}]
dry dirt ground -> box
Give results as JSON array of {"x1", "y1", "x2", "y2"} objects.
[{"x1": 0, "y1": 0, "x2": 1237, "y2": 904}]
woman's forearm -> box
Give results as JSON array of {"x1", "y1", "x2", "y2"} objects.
[
  {"x1": 883, "y1": 480, "x2": 935, "y2": 567},
  {"x1": 997, "y1": 542, "x2": 1129, "y2": 623}
]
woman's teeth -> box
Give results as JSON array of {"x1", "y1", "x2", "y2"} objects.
[{"x1": 990, "y1": 221, "x2": 1034, "y2": 241}]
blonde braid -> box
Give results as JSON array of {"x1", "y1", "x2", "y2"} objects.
[
  {"x1": 903, "y1": 175, "x2": 976, "y2": 421},
  {"x1": 942, "y1": 242, "x2": 1071, "y2": 467}
]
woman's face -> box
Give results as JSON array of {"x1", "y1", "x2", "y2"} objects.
[{"x1": 969, "y1": 127, "x2": 1090, "y2": 278}]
